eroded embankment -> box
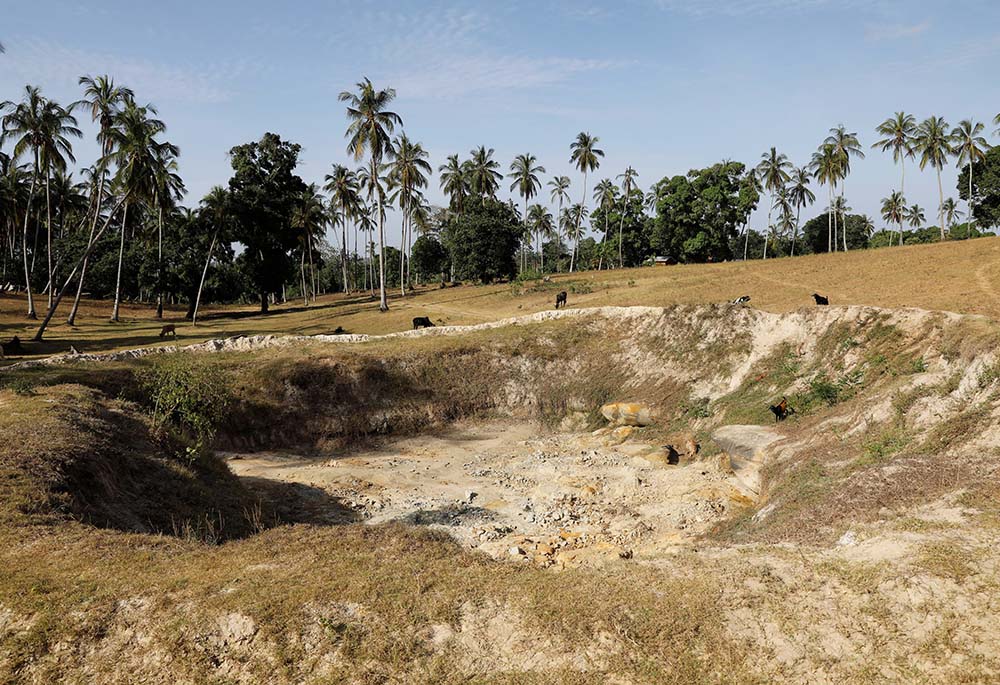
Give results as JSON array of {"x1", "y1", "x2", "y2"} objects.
[{"x1": 6, "y1": 304, "x2": 1000, "y2": 683}]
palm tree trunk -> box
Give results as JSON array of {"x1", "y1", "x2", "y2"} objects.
[
  {"x1": 300, "y1": 246, "x2": 308, "y2": 305},
  {"x1": 937, "y1": 168, "x2": 945, "y2": 241},
  {"x1": 571, "y1": 172, "x2": 587, "y2": 273},
  {"x1": 841, "y1": 181, "x2": 849, "y2": 252},
  {"x1": 375, "y1": 171, "x2": 388, "y2": 312},
  {"x1": 21, "y1": 164, "x2": 37, "y2": 319},
  {"x1": 763, "y1": 193, "x2": 773, "y2": 260},
  {"x1": 792, "y1": 206, "x2": 801, "y2": 256},
  {"x1": 156, "y1": 202, "x2": 164, "y2": 318},
  {"x1": 827, "y1": 187, "x2": 833, "y2": 253},
  {"x1": 110, "y1": 202, "x2": 129, "y2": 322},
  {"x1": 192, "y1": 227, "x2": 218, "y2": 325},
  {"x1": 968, "y1": 163, "x2": 974, "y2": 238},
  {"x1": 742, "y1": 222, "x2": 750, "y2": 261},
  {"x1": 44, "y1": 166, "x2": 54, "y2": 309},
  {"x1": 400, "y1": 198, "x2": 407, "y2": 297},
  {"x1": 67, "y1": 170, "x2": 107, "y2": 326},
  {"x1": 34, "y1": 196, "x2": 128, "y2": 341},
  {"x1": 618, "y1": 186, "x2": 627, "y2": 268}
]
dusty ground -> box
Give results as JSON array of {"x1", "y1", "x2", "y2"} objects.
[{"x1": 227, "y1": 421, "x2": 753, "y2": 568}]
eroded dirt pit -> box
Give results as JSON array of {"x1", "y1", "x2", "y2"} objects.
[{"x1": 226, "y1": 421, "x2": 755, "y2": 568}]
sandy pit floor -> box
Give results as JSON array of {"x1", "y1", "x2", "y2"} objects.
[{"x1": 226, "y1": 421, "x2": 754, "y2": 568}]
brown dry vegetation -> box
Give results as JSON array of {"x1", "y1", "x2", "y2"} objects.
[{"x1": 2, "y1": 236, "x2": 1000, "y2": 363}]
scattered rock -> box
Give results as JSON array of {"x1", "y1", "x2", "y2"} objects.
[{"x1": 600, "y1": 402, "x2": 655, "y2": 427}]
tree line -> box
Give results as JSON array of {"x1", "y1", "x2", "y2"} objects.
[{"x1": 3, "y1": 74, "x2": 1000, "y2": 340}]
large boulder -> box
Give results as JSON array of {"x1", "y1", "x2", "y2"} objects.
[{"x1": 600, "y1": 402, "x2": 654, "y2": 427}]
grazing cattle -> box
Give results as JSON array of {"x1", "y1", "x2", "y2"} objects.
[
  {"x1": 731, "y1": 295, "x2": 751, "y2": 306},
  {"x1": 412, "y1": 316, "x2": 435, "y2": 330},
  {"x1": 812, "y1": 293, "x2": 829, "y2": 306},
  {"x1": 1, "y1": 335, "x2": 25, "y2": 356},
  {"x1": 333, "y1": 326, "x2": 346, "y2": 335},
  {"x1": 555, "y1": 291, "x2": 568, "y2": 309},
  {"x1": 768, "y1": 397, "x2": 795, "y2": 422},
  {"x1": 159, "y1": 324, "x2": 177, "y2": 338}
]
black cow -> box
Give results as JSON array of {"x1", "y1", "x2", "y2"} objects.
[
  {"x1": 555, "y1": 291, "x2": 568, "y2": 309},
  {"x1": 731, "y1": 295, "x2": 751, "y2": 306},
  {"x1": 768, "y1": 397, "x2": 795, "y2": 422},
  {"x1": 812, "y1": 293, "x2": 829, "y2": 306},
  {"x1": 412, "y1": 316, "x2": 435, "y2": 330}
]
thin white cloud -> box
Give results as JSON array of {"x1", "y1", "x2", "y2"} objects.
[
  {"x1": 0, "y1": 38, "x2": 258, "y2": 104},
  {"x1": 650, "y1": 0, "x2": 872, "y2": 16},
  {"x1": 382, "y1": 54, "x2": 629, "y2": 99},
  {"x1": 865, "y1": 20, "x2": 930, "y2": 41}
]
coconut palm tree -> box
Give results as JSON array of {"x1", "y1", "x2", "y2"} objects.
[
  {"x1": 106, "y1": 100, "x2": 165, "y2": 322},
  {"x1": 615, "y1": 166, "x2": 638, "y2": 268},
  {"x1": 831, "y1": 195, "x2": 852, "y2": 247},
  {"x1": 950, "y1": 119, "x2": 989, "y2": 236},
  {"x1": 756, "y1": 147, "x2": 791, "y2": 259},
  {"x1": 906, "y1": 204, "x2": 925, "y2": 230},
  {"x1": 568, "y1": 132, "x2": 604, "y2": 272},
  {"x1": 880, "y1": 191, "x2": 906, "y2": 246},
  {"x1": 809, "y1": 144, "x2": 840, "y2": 253},
  {"x1": 192, "y1": 186, "x2": 229, "y2": 325},
  {"x1": 592, "y1": 179, "x2": 615, "y2": 270},
  {"x1": 68, "y1": 75, "x2": 134, "y2": 324},
  {"x1": 467, "y1": 146, "x2": 502, "y2": 203},
  {"x1": 765, "y1": 188, "x2": 793, "y2": 258},
  {"x1": 151, "y1": 141, "x2": 183, "y2": 318},
  {"x1": 291, "y1": 184, "x2": 326, "y2": 304},
  {"x1": 873, "y1": 112, "x2": 916, "y2": 200},
  {"x1": 548, "y1": 176, "x2": 571, "y2": 270},
  {"x1": 824, "y1": 125, "x2": 864, "y2": 252},
  {"x1": 786, "y1": 166, "x2": 815, "y2": 256},
  {"x1": 1, "y1": 87, "x2": 81, "y2": 316},
  {"x1": 508, "y1": 153, "x2": 545, "y2": 272},
  {"x1": 438, "y1": 154, "x2": 468, "y2": 211},
  {"x1": 993, "y1": 113, "x2": 1000, "y2": 137},
  {"x1": 914, "y1": 116, "x2": 953, "y2": 242},
  {"x1": 527, "y1": 203, "x2": 554, "y2": 273},
  {"x1": 741, "y1": 169, "x2": 763, "y2": 260},
  {"x1": 324, "y1": 164, "x2": 359, "y2": 292},
  {"x1": 940, "y1": 197, "x2": 963, "y2": 234},
  {"x1": 387, "y1": 134, "x2": 431, "y2": 294},
  {"x1": 564, "y1": 203, "x2": 589, "y2": 266},
  {"x1": 339, "y1": 78, "x2": 401, "y2": 312}
]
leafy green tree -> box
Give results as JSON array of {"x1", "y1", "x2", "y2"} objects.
[
  {"x1": 569, "y1": 132, "x2": 603, "y2": 272},
  {"x1": 914, "y1": 116, "x2": 953, "y2": 241},
  {"x1": 950, "y1": 119, "x2": 989, "y2": 235},
  {"x1": 958, "y1": 145, "x2": 1000, "y2": 229},
  {"x1": 441, "y1": 197, "x2": 520, "y2": 283},
  {"x1": 800, "y1": 213, "x2": 870, "y2": 253},
  {"x1": 410, "y1": 233, "x2": 448, "y2": 283},
  {"x1": 651, "y1": 161, "x2": 755, "y2": 263},
  {"x1": 339, "y1": 78, "x2": 402, "y2": 312},
  {"x1": 588, "y1": 183, "x2": 650, "y2": 267},
  {"x1": 227, "y1": 132, "x2": 307, "y2": 313},
  {"x1": 755, "y1": 147, "x2": 791, "y2": 259}
]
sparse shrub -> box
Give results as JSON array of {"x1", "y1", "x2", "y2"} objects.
[
  {"x1": 910, "y1": 357, "x2": 927, "y2": 374},
  {"x1": 138, "y1": 357, "x2": 231, "y2": 462},
  {"x1": 856, "y1": 427, "x2": 910, "y2": 469},
  {"x1": 627, "y1": 279, "x2": 636, "y2": 287},
  {"x1": 681, "y1": 396, "x2": 711, "y2": 419},
  {"x1": 5, "y1": 377, "x2": 36, "y2": 396},
  {"x1": 569, "y1": 282, "x2": 593, "y2": 295},
  {"x1": 977, "y1": 359, "x2": 1000, "y2": 389},
  {"x1": 808, "y1": 374, "x2": 841, "y2": 406}
]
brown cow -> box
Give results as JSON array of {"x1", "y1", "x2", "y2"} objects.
[{"x1": 159, "y1": 324, "x2": 177, "y2": 338}]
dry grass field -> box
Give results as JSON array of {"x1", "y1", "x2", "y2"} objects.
[{"x1": 2, "y1": 237, "x2": 999, "y2": 362}]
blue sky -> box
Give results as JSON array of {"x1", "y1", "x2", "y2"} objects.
[{"x1": 4, "y1": 0, "x2": 1000, "y2": 246}]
